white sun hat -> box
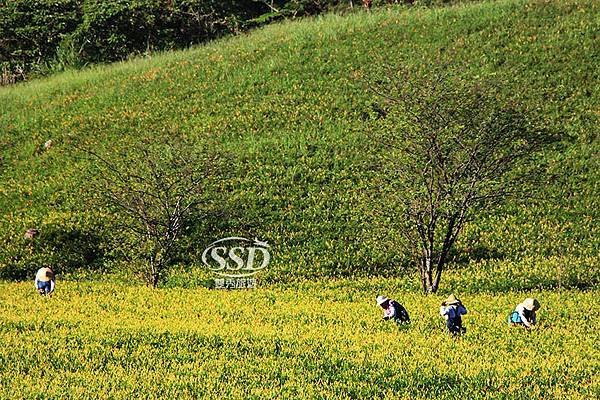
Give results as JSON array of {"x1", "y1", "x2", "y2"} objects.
[
  {"x1": 523, "y1": 298, "x2": 541, "y2": 311},
  {"x1": 376, "y1": 295, "x2": 389, "y2": 306}
]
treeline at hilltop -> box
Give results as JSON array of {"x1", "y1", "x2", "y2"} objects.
[{"x1": 0, "y1": 0, "x2": 465, "y2": 84}]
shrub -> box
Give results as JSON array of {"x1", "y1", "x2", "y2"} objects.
[{"x1": 0, "y1": 0, "x2": 82, "y2": 79}]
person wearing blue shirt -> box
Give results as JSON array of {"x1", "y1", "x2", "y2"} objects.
[{"x1": 440, "y1": 294, "x2": 467, "y2": 335}]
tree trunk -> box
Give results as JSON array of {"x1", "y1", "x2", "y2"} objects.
[
  {"x1": 431, "y1": 271, "x2": 441, "y2": 293},
  {"x1": 424, "y1": 273, "x2": 436, "y2": 294},
  {"x1": 432, "y1": 251, "x2": 447, "y2": 293},
  {"x1": 420, "y1": 257, "x2": 437, "y2": 294},
  {"x1": 149, "y1": 257, "x2": 160, "y2": 288},
  {"x1": 423, "y1": 271, "x2": 437, "y2": 294},
  {"x1": 430, "y1": 218, "x2": 461, "y2": 293}
]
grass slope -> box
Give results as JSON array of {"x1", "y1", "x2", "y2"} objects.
[{"x1": 0, "y1": 0, "x2": 598, "y2": 286}]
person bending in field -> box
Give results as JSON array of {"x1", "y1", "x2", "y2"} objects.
[
  {"x1": 509, "y1": 298, "x2": 540, "y2": 329},
  {"x1": 440, "y1": 294, "x2": 467, "y2": 335},
  {"x1": 377, "y1": 295, "x2": 410, "y2": 326},
  {"x1": 34, "y1": 266, "x2": 55, "y2": 297}
]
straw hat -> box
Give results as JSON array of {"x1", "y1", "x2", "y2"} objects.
[
  {"x1": 376, "y1": 295, "x2": 389, "y2": 306},
  {"x1": 36, "y1": 267, "x2": 54, "y2": 282},
  {"x1": 523, "y1": 298, "x2": 540, "y2": 311},
  {"x1": 442, "y1": 293, "x2": 461, "y2": 306}
]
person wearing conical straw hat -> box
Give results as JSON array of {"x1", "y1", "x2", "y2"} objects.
[
  {"x1": 376, "y1": 295, "x2": 410, "y2": 327},
  {"x1": 34, "y1": 266, "x2": 55, "y2": 297},
  {"x1": 440, "y1": 294, "x2": 467, "y2": 335},
  {"x1": 509, "y1": 298, "x2": 540, "y2": 329}
]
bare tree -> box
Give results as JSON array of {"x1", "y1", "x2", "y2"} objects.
[
  {"x1": 368, "y1": 65, "x2": 558, "y2": 294},
  {"x1": 80, "y1": 138, "x2": 216, "y2": 288}
]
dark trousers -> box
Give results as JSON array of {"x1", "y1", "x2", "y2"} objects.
[{"x1": 446, "y1": 318, "x2": 465, "y2": 334}]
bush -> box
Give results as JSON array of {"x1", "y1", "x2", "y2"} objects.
[
  {"x1": 65, "y1": 0, "x2": 263, "y2": 65},
  {"x1": 0, "y1": 0, "x2": 82, "y2": 80},
  {"x1": 1, "y1": 0, "x2": 339, "y2": 81},
  {"x1": 1, "y1": 0, "x2": 477, "y2": 83}
]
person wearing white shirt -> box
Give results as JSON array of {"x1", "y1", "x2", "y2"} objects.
[
  {"x1": 34, "y1": 267, "x2": 55, "y2": 296},
  {"x1": 376, "y1": 295, "x2": 410, "y2": 327},
  {"x1": 509, "y1": 298, "x2": 540, "y2": 329}
]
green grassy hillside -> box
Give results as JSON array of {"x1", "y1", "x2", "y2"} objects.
[{"x1": 0, "y1": 0, "x2": 598, "y2": 287}]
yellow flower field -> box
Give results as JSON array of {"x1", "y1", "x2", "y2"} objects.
[{"x1": 0, "y1": 280, "x2": 597, "y2": 399}]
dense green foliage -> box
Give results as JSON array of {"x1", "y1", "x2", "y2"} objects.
[
  {"x1": 0, "y1": 0, "x2": 598, "y2": 289},
  {"x1": 0, "y1": 0, "x2": 270, "y2": 81},
  {"x1": 0, "y1": 280, "x2": 598, "y2": 398},
  {"x1": 0, "y1": 1, "x2": 482, "y2": 83},
  {"x1": 0, "y1": 0, "x2": 82, "y2": 82},
  {"x1": 65, "y1": 0, "x2": 265, "y2": 66},
  {"x1": 0, "y1": 0, "x2": 343, "y2": 82}
]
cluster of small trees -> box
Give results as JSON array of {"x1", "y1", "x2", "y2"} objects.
[
  {"x1": 0, "y1": 0, "x2": 366, "y2": 84},
  {"x1": 0, "y1": 1, "x2": 475, "y2": 84}
]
